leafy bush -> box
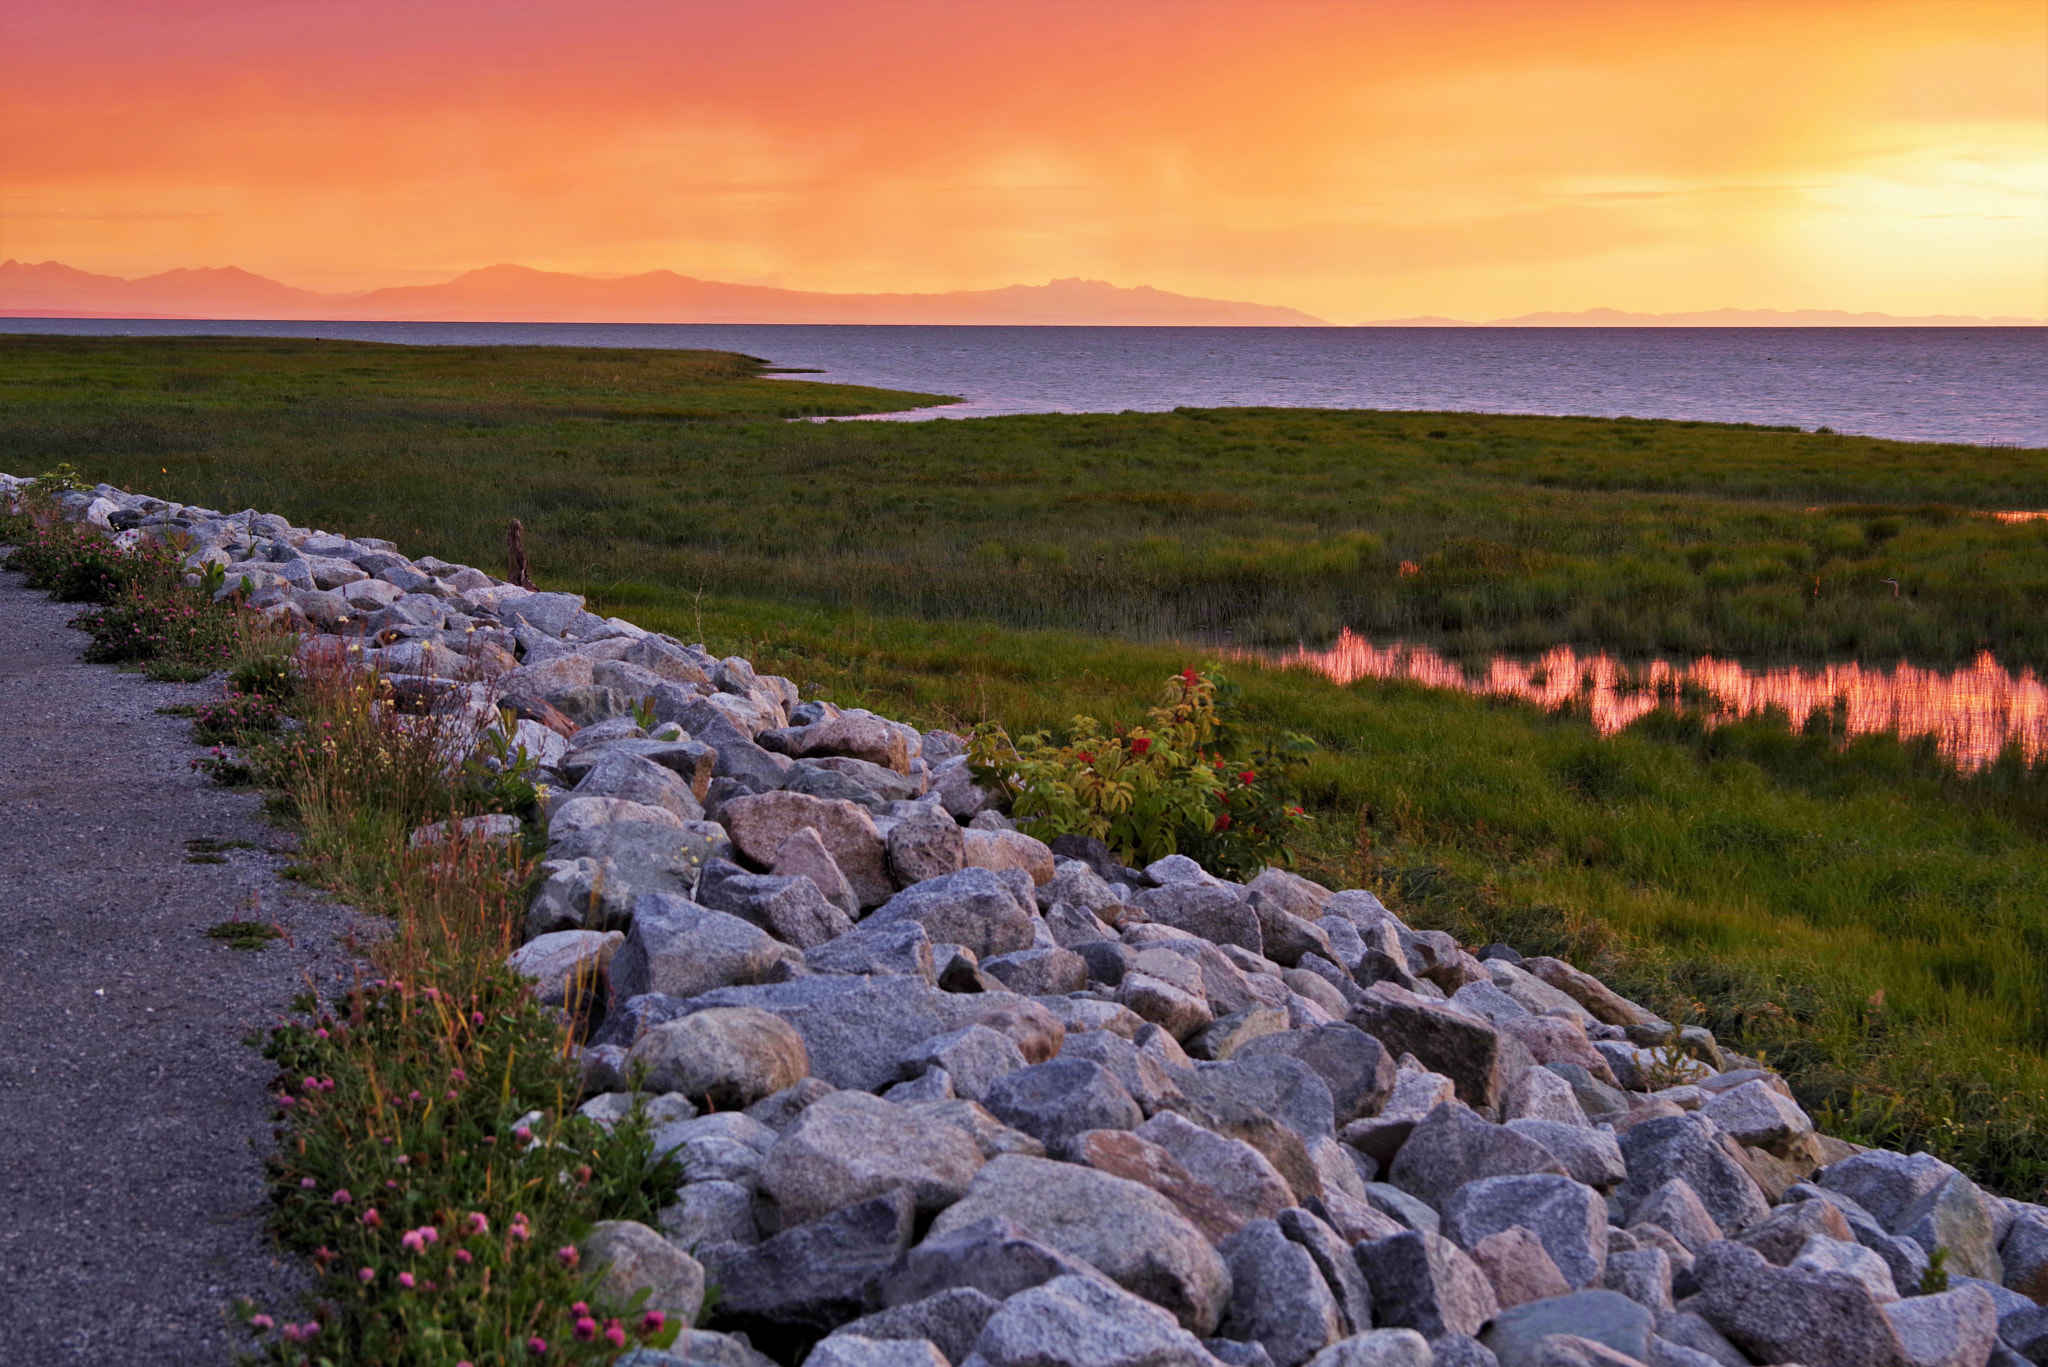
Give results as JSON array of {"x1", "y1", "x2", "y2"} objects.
[
  {"x1": 193, "y1": 690, "x2": 288, "y2": 744},
  {"x1": 969, "y1": 668, "x2": 1313, "y2": 876}
]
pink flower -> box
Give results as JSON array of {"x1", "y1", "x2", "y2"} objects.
[
  {"x1": 571, "y1": 1302, "x2": 589, "y2": 1316},
  {"x1": 556, "y1": 1244, "x2": 580, "y2": 1269},
  {"x1": 362, "y1": 1208, "x2": 382, "y2": 1227},
  {"x1": 641, "y1": 1310, "x2": 666, "y2": 1335},
  {"x1": 358, "y1": 1267, "x2": 375, "y2": 1283},
  {"x1": 514, "y1": 1126, "x2": 533, "y2": 1144},
  {"x1": 314, "y1": 1028, "x2": 328, "y2": 1039},
  {"x1": 464, "y1": 1212, "x2": 489, "y2": 1236},
  {"x1": 249, "y1": 1314, "x2": 275, "y2": 1332},
  {"x1": 417, "y1": 1225, "x2": 438, "y2": 1244},
  {"x1": 454, "y1": 1248, "x2": 473, "y2": 1266},
  {"x1": 299, "y1": 1177, "x2": 316, "y2": 1189},
  {"x1": 449, "y1": 1068, "x2": 467, "y2": 1082},
  {"x1": 276, "y1": 1094, "x2": 295, "y2": 1108},
  {"x1": 397, "y1": 1271, "x2": 416, "y2": 1289},
  {"x1": 445, "y1": 1089, "x2": 458, "y2": 1101},
  {"x1": 301, "y1": 1077, "x2": 320, "y2": 1092},
  {"x1": 472, "y1": 1011, "x2": 486, "y2": 1026},
  {"x1": 604, "y1": 1322, "x2": 626, "y2": 1349},
  {"x1": 401, "y1": 1229, "x2": 426, "y2": 1254},
  {"x1": 331, "y1": 1189, "x2": 352, "y2": 1205},
  {"x1": 573, "y1": 1316, "x2": 597, "y2": 1342},
  {"x1": 527, "y1": 1336, "x2": 548, "y2": 1356}
]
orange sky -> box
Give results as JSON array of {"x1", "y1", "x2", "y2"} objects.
[{"x1": 2, "y1": 0, "x2": 2043, "y2": 321}]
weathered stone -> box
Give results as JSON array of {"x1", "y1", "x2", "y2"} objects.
[
  {"x1": 929, "y1": 1155, "x2": 1234, "y2": 1334},
  {"x1": 549, "y1": 794, "x2": 688, "y2": 843},
  {"x1": 659, "y1": 1179, "x2": 759, "y2": 1251},
  {"x1": 899, "y1": 1025, "x2": 1029, "y2": 1105},
  {"x1": 798, "y1": 711, "x2": 915, "y2": 775},
  {"x1": 1601, "y1": 1246, "x2": 1673, "y2": 1314},
  {"x1": 1537, "y1": 1064, "x2": 1630, "y2": 1125},
  {"x1": 1072, "y1": 1129, "x2": 1248, "y2": 1245},
  {"x1": 1270, "y1": 1207, "x2": 1372, "y2": 1334},
  {"x1": 886, "y1": 1069, "x2": 957, "y2": 1105},
  {"x1": 578, "y1": 1090, "x2": 697, "y2": 1132},
  {"x1": 756, "y1": 1090, "x2": 985, "y2": 1227},
  {"x1": 574, "y1": 749, "x2": 707, "y2": 824},
  {"x1": 962, "y1": 828, "x2": 1058, "y2": 885},
  {"x1": 881, "y1": 1216, "x2": 1105, "y2": 1307},
  {"x1": 695, "y1": 859, "x2": 857, "y2": 951},
  {"x1": 1134, "y1": 883, "x2": 1264, "y2": 956},
  {"x1": 788, "y1": 763, "x2": 894, "y2": 813},
  {"x1": 1387, "y1": 1103, "x2": 1569, "y2": 1212},
  {"x1": 625, "y1": 1006, "x2": 809, "y2": 1108},
  {"x1": 2001, "y1": 1205, "x2": 2048, "y2": 1302},
  {"x1": 616, "y1": 1331, "x2": 779, "y2": 1367},
  {"x1": 1478, "y1": 1291, "x2": 1654, "y2": 1367},
  {"x1": 1244, "y1": 868, "x2": 1335, "y2": 922},
  {"x1": 549, "y1": 683, "x2": 638, "y2": 727},
  {"x1": 1353, "y1": 1229, "x2": 1500, "y2": 1338},
  {"x1": 507, "y1": 929, "x2": 622, "y2": 1008},
  {"x1": 984, "y1": 1059, "x2": 1144, "y2": 1155},
  {"x1": 1178, "y1": 1054, "x2": 1338, "y2": 1144},
  {"x1": 545, "y1": 818, "x2": 731, "y2": 900},
  {"x1": 1236, "y1": 1023, "x2": 1397, "y2": 1127},
  {"x1": 889, "y1": 806, "x2": 967, "y2": 887},
  {"x1": 807, "y1": 919, "x2": 936, "y2": 981},
  {"x1": 982, "y1": 946, "x2": 1090, "y2": 997},
  {"x1": 1057, "y1": 1030, "x2": 1188, "y2": 1116},
  {"x1": 805, "y1": 1335, "x2": 949, "y2": 1367},
  {"x1": 700, "y1": 1190, "x2": 917, "y2": 1357},
  {"x1": 1038, "y1": 859, "x2": 1128, "y2": 918},
  {"x1": 1504, "y1": 1120, "x2": 1626, "y2": 1192},
  {"x1": 610, "y1": 894, "x2": 790, "y2": 1000},
  {"x1": 771, "y1": 825, "x2": 860, "y2": 918},
  {"x1": 1893, "y1": 1171, "x2": 2005, "y2": 1285},
  {"x1": 1689, "y1": 1240, "x2": 1907, "y2": 1367},
  {"x1": 1791, "y1": 1232, "x2": 1902, "y2": 1302},
  {"x1": 961, "y1": 997, "x2": 1067, "y2": 1064},
  {"x1": 1614, "y1": 1114, "x2": 1769, "y2": 1237},
  {"x1": 1348, "y1": 983, "x2": 1503, "y2": 1109},
  {"x1": 1519, "y1": 958, "x2": 1665, "y2": 1029},
  {"x1": 723, "y1": 791, "x2": 894, "y2": 908},
  {"x1": 744, "y1": 1076, "x2": 837, "y2": 1133},
  {"x1": 1301, "y1": 1334, "x2": 1434, "y2": 1367},
  {"x1": 1446, "y1": 1174, "x2": 1607, "y2": 1291},
  {"x1": 834, "y1": 1288, "x2": 1003, "y2": 1367},
  {"x1": 1121, "y1": 965, "x2": 1218, "y2": 1041},
  {"x1": 1469, "y1": 1225, "x2": 1577, "y2": 1310},
  {"x1": 1698, "y1": 1079, "x2": 1813, "y2": 1155},
  {"x1": 651, "y1": 1112, "x2": 779, "y2": 1184},
  {"x1": 1217, "y1": 1220, "x2": 1342, "y2": 1367},
  {"x1": 866, "y1": 868, "x2": 1038, "y2": 961},
  {"x1": 1189, "y1": 1006, "x2": 1292, "y2": 1062},
  {"x1": 1881, "y1": 1285, "x2": 1999, "y2": 1367},
  {"x1": 1627, "y1": 1178, "x2": 1724, "y2": 1256},
  {"x1": 1734, "y1": 1197, "x2": 1853, "y2": 1266},
  {"x1": 583, "y1": 1220, "x2": 706, "y2": 1324},
  {"x1": 966, "y1": 1273, "x2": 1229, "y2": 1367},
  {"x1": 1136, "y1": 1111, "x2": 1296, "y2": 1226}
]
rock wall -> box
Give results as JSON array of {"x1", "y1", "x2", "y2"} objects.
[{"x1": 11, "y1": 473, "x2": 2047, "y2": 1367}]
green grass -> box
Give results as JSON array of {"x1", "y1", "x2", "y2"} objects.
[
  {"x1": 4, "y1": 333, "x2": 2044, "y2": 667},
  {"x1": 5, "y1": 334, "x2": 2046, "y2": 1196}
]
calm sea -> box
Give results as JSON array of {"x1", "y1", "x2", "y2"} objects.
[{"x1": 7, "y1": 318, "x2": 2044, "y2": 446}]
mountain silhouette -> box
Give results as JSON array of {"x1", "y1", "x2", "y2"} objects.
[{"x1": 0, "y1": 260, "x2": 1326, "y2": 326}]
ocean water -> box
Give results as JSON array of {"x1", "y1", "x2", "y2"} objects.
[{"x1": 6, "y1": 318, "x2": 2043, "y2": 446}]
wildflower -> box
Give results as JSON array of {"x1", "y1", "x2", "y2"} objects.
[
  {"x1": 276, "y1": 1093, "x2": 295, "y2": 1108},
  {"x1": 418, "y1": 1224, "x2": 438, "y2": 1244},
  {"x1": 471, "y1": 1011, "x2": 486, "y2": 1027},
  {"x1": 300, "y1": 1177, "x2": 317, "y2": 1189},
  {"x1": 454, "y1": 1248, "x2": 474, "y2": 1266},
  {"x1": 641, "y1": 1310, "x2": 666, "y2": 1335},
  {"x1": 1130, "y1": 737, "x2": 1152, "y2": 756},
  {"x1": 362, "y1": 1208, "x2": 382, "y2": 1227},
  {"x1": 464, "y1": 1212, "x2": 489, "y2": 1236},
  {"x1": 332, "y1": 1189, "x2": 353, "y2": 1205},
  {"x1": 557, "y1": 1244, "x2": 580, "y2": 1269},
  {"x1": 401, "y1": 1229, "x2": 427, "y2": 1254},
  {"x1": 527, "y1": 1337, "x2": 548, "y2": 1357},
  {"x1": 359, "y1": 1267, "x2": 375, "y2": 1283},
  {"x1": 574, "y1": 1316, "x2": 597, "y2": 1342},
  {"x1": 250, "y1": 1314, "x2": 275, "y2": 1332},
  {"x1": 407, "y1": 1090, "x2": 421, "y2": 1102},
  {"x1": 1076, "y1": 751, "x2": 1094, "y2": 765},
  {"x1": 572, "y1": 1302, "x2": 590, "y2": 1316},
  {"x1": 604, "y1": 1321, "x2": 626, "y2": 1349},
  {"x1": 445, "y1": 1089, "x2": 458, "y2": 1101},
  {"x1": 450, "y1": 1068, "x2": 467, "y2": 1082},
  {"x1": 514, "y1": 1125, "x2": 533, "y2": 1144},
  {"x1": 313, "y1": 1247, "x2": 335, "y2": 1267},
  {"x1": 1239, "y1": 770, "x2": 1256, "y2": 784},
  {"x1": 398, "y1": 1271, "x2": 416, "y2": 1289}
]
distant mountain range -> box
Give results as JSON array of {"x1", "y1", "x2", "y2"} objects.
[
  {"x1": 0, "y1": 260, "x2": 1326, "y2": 326},
  {"x1": 1361, "y1": 306, "x2": 2045, "y2": 326},
  {"x1": 2, "y1": 261, "x2": 2037, "y2": 326}
]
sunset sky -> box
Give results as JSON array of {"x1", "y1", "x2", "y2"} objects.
[{"x1": 2, "y1": 0, "x2": 2043, "y2": 321}]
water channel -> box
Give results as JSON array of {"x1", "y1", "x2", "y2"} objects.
[{"x1": 1265, "y1": 631, "x2": 2048, "y2": 769}]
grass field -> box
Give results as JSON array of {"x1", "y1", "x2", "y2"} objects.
[{"x1": 4, "y1": 332, "x2": 2046, "y2": 1196}]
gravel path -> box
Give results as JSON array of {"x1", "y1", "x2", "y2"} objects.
[{"x1": 0, "y1": 568, "x2": 366, "y2": 1364}]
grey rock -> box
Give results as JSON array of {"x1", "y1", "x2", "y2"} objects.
[
  {"x1": 966, "y1": 1273, "x2": 1229, "y2": 1367},
  {"x1": 583, "y1": 1219, "x2": 707, "y2": 1324},
  {"x1": 867, "y1": 868, "x2": 1038, "y2": 962},
  {"x1": 1277, "y1": 1207, "x2": 1374, "y2": 1335},
  {"x1": 1235, "y1": 1023, "x2": 1397, "y2": 1127},
  {"x1": 1180, "y1": 1054, "x2": 1338, "y2": 1143},
  {"x1": 661, "y1": 978, "x2": 1002, "y2": 1091},
  {"x1": 1039, "y1": 860, "x2": 1127, "y2": 917},
  {"x1": 1387, "y1": 1104, "x2": 1569, "y2": 1212},
  {"x1": 1784, "y1": 1182, "x2": 1931, "y2": 1294},
  {"x1": 1468, "y1": 1225, "x2": 1574, "y2": 1310},
  {"x1": 1626, "y1": 1179, "x2": 1724, "y2": 1256},
  {"x1": 1136, "y1": 1111, "x2": 1295, "y2": 1226},
  {"x1": 900, "y1": 1025, "x2": 1029, "y2": 1105},
  {"x1": 1445, "y1": 1174, "x2": 1608, "y2": 1290},
  {"x1": 545, "y1": 818, "x2": 732, "y2": 895},
  {"x1": 1505, "y1": 1120, "x2": 1627, "y2": 1191},
  {"x1": 806, "y1": 1335, "x2": 950, "y2": 1367},
  {"x1": 982, "y1": 946, "x2": 1090, "y2": 997},
  {"x1": 772, "y1": 824, "x2": 862, "y2": 918},
  {"x1": 807, "y1": 918, "x2": 937, "y2": 982},
  {"x1": 696, "y1": 859, "x2": 858, "y2": 951},
  {"x1": 1217, "y1": 1220, "x2": 1343, "y2": 1367},
  {"x1": 835, "y1": 1288, "x2": 1003, "y2": 1367},
  {"x1": 1430, "y1": 1336, "x2": 1501, "y2": 1367},
  {"x1": 1300, "y1": 1334, "x2": 1435, "y2": 1367},
  {"x1": 1689, "y1": 1239, "x2": 1907, "y2": 1367},
  {"x1": 1349, "y1": 983, "x2": 1503, "y2": 1109},
  {"x1": 625, "y1": 1006, "x2": 811, "y2": 1108},
  {"x1": 1881, "y1": 1285, "x2": 1998, "y2": 1367},
  {"x1": 787, "y1": 762, "x2": 893, "y2": 814},
  {"x1": 1134, "y1": 883, "x2": 1264, "y2": 956},
  {"x1": 890, "y1": 806, "x2": 968, "y2": 887},
  {"x1": 1353, "y1": 1229, "x2": 1499, "y2": 1338},
  {"x1": 984, "y1": 1059, "x2": 1144, "y2": 1155},
  {"x1": 1894, "y1": 1170, "x2": 2005, "y2": 1285},
  {"x1": 699, "y1": 1189, "x2": 917, "y2": 1355},
  {"x1": 722, "y1": 789, "x2": 893, "y2": 908},
  {"x1": 1646, "y1": 1314, "x2": 1743, "y2": 1367},
  {"x1": 574, "y1": 747, "x2": 706, "y2": 824},
  {"x1": 2002, "y1": 1206, "x2": 2048, "y2": 1303},
  {"x1": 929, "y1": 1154, "x2": 1234, "y2": 1334},
  {"x1": 886, "y1": 1068, "x2": 958, "y2": 1104},
  {"x1": 1541, "y1": 1064, "x2": 1631, "y2": 1124},
  {"x1": 1642, "y1": 1338, "x2": 1722, "y2": 1367},
  {"x1": 882, "y1": 1216, "x2": 1108, "y2": 1307},
  {"x1": 1731, "y1": 1191, "x2": 1854, "y2": 1265},
  {"x1": 659, "y1": 1179, "x2": 760, "y2": 1251},
  {"x1": 1363, "y1": 1183, "x2": 1441, "y2": 1236},
  {"x1": 1614, "y1": 1114, "x2": 1768, "y2": 1237},
  {"x1": 1604, "y1": 1247, "x2": 1674, "y2": 1314},
  {"x1": 1697, "y1": 1079, "x2": 1812, "y2": 1154},
  {"x1": 1818, "y1": 1149, "x2": 1958, "y2": 1230},
  {"x1": 1190, "y1": 1006, "x2": 1293, "y2": 1062},
  {"x1": 757, "y1": 1090, "x2": 986, "y2": 1227},
  {"x1": 611, "y1": 894, "x2": 791, "y2": 1000},
  {"x1": 2001, "y1": 1305, "x2": 2048, "y2": 1364},
  {"x1": 1206, "y1": 1341, "x2": 1277, "y2": 1367},
  {"x1": 746, "y1": 1077, "x2": 838, "y2": 1133},
  {"x1": 1791, "y1": 1232, "x2": 1901, "y2": 1303},
  {"x1": 1058, "y1": 1029, "x2": 1188, "y2": 1116},
  {"x1": 1480, "y1": 1292, "x2": 1654, "y2": 1367},
  {"x1": 620, "y1": 1333, "x2": 779, "y2": 1367}
]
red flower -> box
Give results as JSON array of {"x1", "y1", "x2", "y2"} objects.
[
  {"x1": 1214, "y1": 813, "x2": 1232, "y2": 831},
  {"x1": 1239, "y1": 771, "x2": 1257, "y2": 784},
  {"x1": 1129, "y1": 737, "x2": 1152, "y2": 756},
  {"x1": 1076, "y1": 751, "x2": 1095, "y2": 765}
]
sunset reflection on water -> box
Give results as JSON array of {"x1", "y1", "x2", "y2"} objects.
[{"x1": 1264, "y1": 631, "x2": 2048, "y2": 769}]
